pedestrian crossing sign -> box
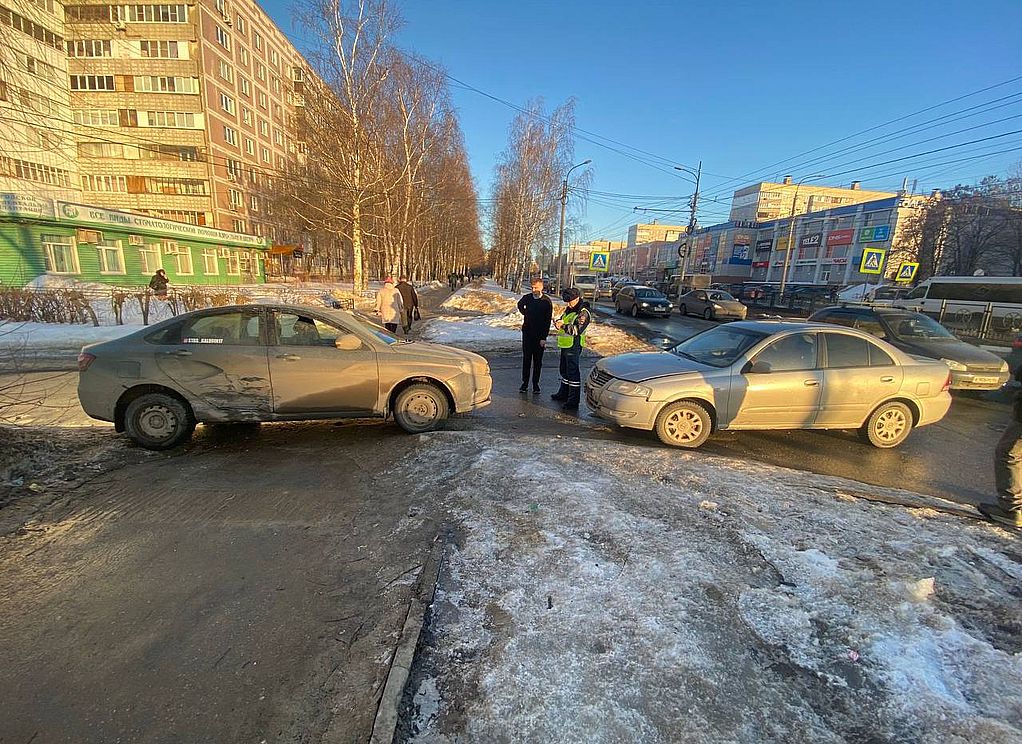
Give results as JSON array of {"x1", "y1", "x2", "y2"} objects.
[
  {"x1": 895, "y1": 262, "x2": 919, "y2": 283},
  {"x1": 859, "y1": 247, "x2": 886, "y2": 275},
  {"x1": 589, "y1": 251, "x2": 610, "y2": 272}
]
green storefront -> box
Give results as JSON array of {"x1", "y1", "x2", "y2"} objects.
[{"x1": 0, "y1": 194, "x2": 269, "y2": 288}]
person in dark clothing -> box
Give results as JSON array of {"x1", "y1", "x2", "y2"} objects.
[
  {"x1": 550, "y1": 287, "x2": 592, "y2": 411},
  {"x1": 396, "y1": 277, "x2": 419, "y2": 335},
  {"x1": 517, "y1": 276, "x2": 554, "y2": 393},
  {"x1": 148, "y1": 269, "x2": 169, "y2": 299},
  {"x1": 982, "y1": 364, "x2": 1022, "y2": 528}
]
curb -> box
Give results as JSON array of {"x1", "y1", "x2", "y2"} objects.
[{"x1": 368, "y1": 531, "x2": 447, "y2": 744}]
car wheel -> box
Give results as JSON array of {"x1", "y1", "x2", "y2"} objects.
[
  {"x1": 394, "y1": 383, "x2": 449, "y2": 433},
  {"x1": 861, "y1": 401, "x2": 913, "y2": 448},
  {"x1": 124, "y1": 392, "x2": 195, "y2": 450},
  {"x1": 654, "y1": 400, "x2": 712, "y2": 449},
  {"x1": 703, "y1": 307, "x2": 714, "y2": 320},
  {"x1": 679, "y1": 304, "x2": 687, "y2": 316},
  {"x1": 631, "y1": 304, "x2": 639, "y2": 318},
  {"x1": 615, "y1": 302, "x2": 622, "y2": 314}
]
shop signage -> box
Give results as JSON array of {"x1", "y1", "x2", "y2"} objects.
[
  {"x1": 858, "y1": 225, "x2": 891, "y2": 243},
  {"x1": 826, "y1": 228, "x2": 854, "y2": 246},
  {"x1": 0, "y1": 192, "x2": 53, "y2": 219},
  {"x1": 799, "y1": 233, "x2": 822, "y2": 248},
  {"x1": 56, "y1": 201, "x2": 267, "y2": 248},
  {"x1": 756, "y1": 238, "x2": 773, "y2": 253},
  {"x1": 753, "y1": 260, "x2": 769, "y2": 268},
  {"x1": 729, "y1": 243, "x2": 751, "y2": 265},
  {"x1": 831, "y1": 257, "x2": 848, "y2": 265}
]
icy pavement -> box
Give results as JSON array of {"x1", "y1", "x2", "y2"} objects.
[{"x1": 394, "y1": 431, "x2": 1022, "y2": 744}]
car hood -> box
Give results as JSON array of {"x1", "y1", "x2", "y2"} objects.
[
  {"x1": 711, "y1": 300, "x2": 746, "y2": 311},
  {"x1": 891, "y1": 338, "x2": 1004, "y2": 368},
  {"x1": 386, "y1": 340, "x2": 487, "y2": 367},
  {"x1": 600, "y1": 351, "x2": 713, "y2": 382}
]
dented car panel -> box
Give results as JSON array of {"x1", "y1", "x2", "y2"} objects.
[{"x1": 77, "y1": 304, "x2": 492, "y2": 430}]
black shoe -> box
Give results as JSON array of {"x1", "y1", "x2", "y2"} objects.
[
  {"x1": 978, "y1": 503, "x2": 1022, "y2": 528},
  {"x1": 562, "y1": 401, "x2": 579, "y2": 411},
  {"x1": 550, "y1": 393, "x2": 567, "y2": 402},
  {"x1": 532, "y1": 386, "x2": 541, "y2": 394},
  {"x1": 519, "y1": 383, "x2": 528, "y2": 393}
]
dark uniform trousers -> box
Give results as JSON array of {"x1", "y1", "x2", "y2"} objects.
[
  {"x1": 522, "y1": 334, "x2": 545, "y2": 387},
  {"x1": 558, "y1": 346, "x2": 582, "y2": 406}
]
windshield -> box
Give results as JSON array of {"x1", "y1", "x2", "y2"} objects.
[
  {"x1": 707, "y1": 291, "x2": 735, "y2": 302},
  {"x1": 350, "y1": 311, "x2": 400, "y2": 344},
  {"x1": 670, "y1": 326, "x2": 768, "y2": 368},
  {"x1": 635, "y1": 289, "x2": 665, "y2": 299},
  {"x1": 883, "y1": 313, "x2": 956, "y2": 341}
]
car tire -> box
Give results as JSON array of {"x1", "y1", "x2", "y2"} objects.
[
  {"x1": 861, "y1": 401, "x2": 913, "y2": 448},
  {"x1": 393, "y1": 383, "x2": 450, "y2": 433},
  {"x1": 703, "y1": 307, "x2": 714, "y2": 320},
  {"x1": 679, "y1": 304, "x2": 687, "y2": 316},
  {"x1": 124, "y1": 392, "x2": 196, "y2": 450},
  {"x1": 615, "y1": 302, "x2": 622, "y2": 314},
  {"x1": 631, "y1": 304, "x2": 639, "y2": 318},
  {"x1": 654, "y1": 400, "x2": 712, "y2": 449}
]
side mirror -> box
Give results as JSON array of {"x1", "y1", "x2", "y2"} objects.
[
  {"x1": 743, "y1": 360, "x2": 771, "y2": 374},
  {"x1": 334, "y1": 334, "x2": 362, "y2": 351}
]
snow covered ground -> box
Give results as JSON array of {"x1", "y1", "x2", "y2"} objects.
[
  {"x1": 424, "y1": 282, "x2": 650, "y2": 356},
  {"x1": 395, "y1": 431, "x2": 1022, "y2": 743}
]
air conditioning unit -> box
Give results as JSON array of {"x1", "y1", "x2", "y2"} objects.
[
  {"x1": 128, "y1": 235, "x2": 144, "y2": 246},
  {"x1": 76, "y1": 229, "x2": 101, "y2": 243}
]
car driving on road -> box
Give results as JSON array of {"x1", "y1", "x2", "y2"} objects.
[
  {"x1": 809, "y1": 305, "x2": 1009, "y2": 391},
  {"x1": 678, "y1": 289, "x2": 748, "y2": 321},
  {"x1": 77, "y1": 304, "x2": 492, "y2": 449},
  {"x1": 585, "y1": 321, "x2": 952, "y2": 449},
  {"x1": 615, "y1": 286, "x2": 673, "y2": 317}
]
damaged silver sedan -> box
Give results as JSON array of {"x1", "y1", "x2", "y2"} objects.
[{"x1": 77, "y1": 304, "x2": 492, "y2": 449}]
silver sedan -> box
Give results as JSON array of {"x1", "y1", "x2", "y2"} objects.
[
  {"x1": 585, "y1": 321, "x2": 953, "y2": 449},
  {"x1": 678, "y1": 289, "x2": 748, "y2": 320}
]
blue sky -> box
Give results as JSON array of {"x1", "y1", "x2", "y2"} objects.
[{"x1": 264, "y1": 0, "x2": 1022, "y2": 243}]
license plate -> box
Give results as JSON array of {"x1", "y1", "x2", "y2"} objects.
[{"x1": 971, "y1": 376, "x2": 997, "y2": 384}]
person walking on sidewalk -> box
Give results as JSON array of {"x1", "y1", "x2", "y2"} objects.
[
  {"x1": 396, "y1": 276, "x2": 419, "y2": 335},
  {"x1": 981, "y1": 365, "x2": 1022, "y2": 528},
  {"x1": 550, "y1": 287, "x2": 591, "y2": 411},
  {"x1": 517, "y1": 276, "x2": 553, "y2": 394},
  {"x1": 376, "y1": 278, "x2": 404, "y2": 334}
]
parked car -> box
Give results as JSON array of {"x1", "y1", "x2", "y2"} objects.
[
  {"x1": 77, "y1": 304, "x2": 493, "y2": 449},
  {"x1": 585, "y1": 321, "x2": 953, "y2": 449},
  {"x1": 678, "y1": 289, "x2": 748, "y2": 321},
  {"x1": 615, "y1": 286, "x2": 673, "y2": 318},
  {"x1": 610, "y1": 280, "x2": 641, "y2": 302},
  {"x1": 809, "y1": 305, "x2": 1009, "y2": 391}
]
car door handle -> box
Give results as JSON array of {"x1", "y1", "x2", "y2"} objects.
[
  {"x1": 803, "y1": 379, "x2": 819, "y2": 387},
  {"x1": 161, "y1": 349, "x2": 192, "y2": 357},
  {"x1": 276, "y1": 353, "x2": 301, "y2": 361},
  {"x1": 880, "y1": 375, "x2": 895, "y2": 383}
]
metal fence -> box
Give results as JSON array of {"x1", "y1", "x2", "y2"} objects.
[{"x1": 924, "y1": 300, "x2": 1022, "y2": 346}]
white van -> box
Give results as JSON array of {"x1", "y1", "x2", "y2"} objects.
[
  {"x1": 572, "y1": 273, "x2": 600, "y2": 301},
  {"x1": 895, "y1": 276, "x2": 1022, "y2": 336}
]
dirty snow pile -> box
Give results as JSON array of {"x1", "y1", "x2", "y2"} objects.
[
  {"x1": 396, "y1": 431, "x2": 1022, "y2": 744},
  {"x1": 425, "y1": 283, "x2": 650, "y2": 356}
]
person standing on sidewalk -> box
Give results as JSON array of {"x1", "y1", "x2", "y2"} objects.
[
  {"x1": 982, "y1": 365, "x2": 1022, "y2": 528},
  {"x1": 375, "y1": 278, "x2": 404, "y2": 334},
  {"x1": 550, "y1": 287, "x2": 591, "y2": 411},
  {"x1": 396, "y1": 276, "x2": 419, "y2": 335},
  {"x1": 517, "y1": 276, "x2": 553, "y2": 394}
]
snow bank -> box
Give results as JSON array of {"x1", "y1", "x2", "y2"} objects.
[
  {"x1": 0, "y1": 321, "x2": 138, "y2": 351},
  {"x1": 440, "y1": 281, "x2": 521, "y2": 314},
  {"x1": 396, "y1": 432, "x2": 1022, "y2": 743}
]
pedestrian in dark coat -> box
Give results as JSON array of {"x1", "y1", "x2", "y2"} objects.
[
  {"x1": 517, "y1": 276, "x2": 553, "y2": 393},
  {"x1": 983, "y1": 365, "x2": 1022, "y2": 528},
  {"x1": 396, "y1": 277, "x2": 419, "y2": 334},
  {"x1": 550, "y1": 288, "x2": 592, "y2": 411},
  {"x1": 148, "y1": 269, "x2": 169, "y2": 299}
]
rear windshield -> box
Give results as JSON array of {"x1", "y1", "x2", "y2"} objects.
[
  {"x1": 883, "y1": 313, "x2": 956, "y2": 341},
  {"x1": 671, "y1": 326, "x2": 768, "y2": 368},
  {"x1": 635, "y1": 289, "x2": 665, "y2": 299}
]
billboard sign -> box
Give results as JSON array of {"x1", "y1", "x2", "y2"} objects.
[
  {"x1": 729, "y1": 243, "x2": 751, "y2": 265},
  {"x1": 826, "y1": 228, "x2": 854, "y2": 246},
  {"x1": 799, "y1": 233, "x2": 822, "y2": 249},
  {"x1": 756, "y1": 238, "x2": 773, "y2": 253},
  {"x1": 858, "y1": 224, "x2": 891, "y2": 243}
]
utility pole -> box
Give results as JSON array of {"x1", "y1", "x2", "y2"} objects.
[
  {"x1": 556, "y1": 159, "x2": 591, "y2": 294},
  {"x1": 675, "y1": 161, "x2": 701, "y2": 288},
  {"x1": 779, "y1": 174, "x2": 825, "y2": 296}
]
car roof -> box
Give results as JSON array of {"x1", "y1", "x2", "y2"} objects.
[
  {"x1": 814, "y1": 305, "x2": 925, "y2": 317},
  {"x1": 727, "y1": 319, "x2": 869, "y2": 334}
]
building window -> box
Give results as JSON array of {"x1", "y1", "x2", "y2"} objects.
[
  {"x1": 219, "y1": 92, "x2": 236, "y2": 115},
  {"x1": 144, "y1": 111, "x2": 197, "y2": 128},
  {"x1": 257, "y1": 91, "x2": 267, "y2": 109},
  {"x1": 1, "y1": 156, "x2": 72, "y2": 187},
  {"x1": 256, "y1": 62, "x2": 266, "y2": 82},
  {"x1": 70, "y1": 75, "x2": 115, "y2": 91},
  {"x1": 202, "y1": 248, "x2": 219, "y2": 275},
  {"x1": 244, "y1": 137, "x2": 254, "y2": 155},
  {"x1": 241, "y1": 107, "x2": 252, "y2": 125},
  {"x1": 249, "y1": 194, "x2": 258, "y2": 212},
  {"x1": 260, "y1": 146, "x2": 270, "y2": 163},
  {"x1": 74, "y1": 109, "x2": 119, "y2": 126},
  {"x1": 78, "y1": 142, "x2": 135, "y2": 158},
  {"x1": 258, "y1": 118, "x2": 268, "y2": 137},
  {"x1": 270, "y1": 49, "x2": 279, "y2": 67},
  {"x1": 42, "y1": 234, "x2": 79, "y2": 274},
  {"x1": 97, "y1": 239, "x2": 125, "y2": 274},
  {"x1": 218, "y1": 59, "x2": 234, "y2": 84},
  {"x1": 66, "y1": 40, "x2": 111, "y2": 57},
  {"x1": 133, "y1": 76, "x2": 198, "y2": 94},
  {"x1": 274, "y1": 129, "x2": 283, "y2": 146},
  {"x1": 121, "y1": 4, "x2": 189, "y2": 22},
  {"x1": 141, "y1": 177, "x2": 209, "y2": 195},
  {"x1": 226, "y1": 251, "x2": 241, "y2": 274},
  {"x1": 226, "y1": 159, "x2": 242, "y2": 179},
  {"x1": 164, "y1": 243, "x2": 193, "y2": 274},
  {"x1": 215, "y1": 25, "x2": 231, "y2": 50},
  {"x1": 236, "y1": 15, "x2": 246, "y2": 34},
  {"x1": 138, "y1": 246, "x2": 161, "y2": 274},
  {"x1": 224, "y1": 125, "x2": 238, "y2": 145},
  {"x1": 1, "y1": 6, "x2": 63, "y2": 50},
  {"x1": 228, "y1": 188, "x2": 242, "y2": 208},
  {"x1": 139, "y1": 40, "x2": 179, "y2": 58},
  {"x1": 253, "y1": 31, "x2": 262, "y2": 50},
  {"x1": 239, "y1": 77, "x2": 251, "y2": 97},
  {"x1": 81, "y1": 174, "x2": 128, "y2": 192},
  {"x1": 239, "y1": 47, "x2": 249, "y2": 66}
]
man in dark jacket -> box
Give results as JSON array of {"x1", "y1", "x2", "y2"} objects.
[
  {"x1": 517, "y1": 276, "x2": 553, "y2": 393},
  {"x1": 550, "y1": 288, "x2": 591, "y2": 411},
  {"x1": 982, "y1": 365, "x2": 1022, "y2": 528},
  {"x1": 396, "y1": 277, "x2": 419, "y2": 335},
  {"x1": 148, "y1": 269, "x2": 169, "y2": 299}
]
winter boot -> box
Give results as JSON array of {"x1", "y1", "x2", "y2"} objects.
[
  {"x1": 550, "y1": 384, "x2": 568, "y2": 402},
  {"x1": 519, "y1": 383, "x2": 528, "y2": 394},
  {"x1": 562, "y1": 387, "x2": 580, "y2": 411},
  {"x1": 978, "y1": 503, "x2": 1022, "y2": 528}
]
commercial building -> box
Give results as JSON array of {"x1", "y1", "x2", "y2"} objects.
[
  {"x1": 0, "y1": 0, "x2": 82, "y2": 202},
  {"x1": 729, "y1": 177, "x2": 896, "y2": 222},
  {"x1": 62, "y1": 0, "x2": 309, "y2": 237},
  {"x1": 0, "y1": 191, "x2": 268, "y2": 286},
  {"x1": 627, "y1": 222, "x2": 686, "y2": 248}
]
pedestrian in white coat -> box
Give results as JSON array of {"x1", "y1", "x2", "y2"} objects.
[{"x1": 376, "y1": 278, "x2": 404, "y2": 333}]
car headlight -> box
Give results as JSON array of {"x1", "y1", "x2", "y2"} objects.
[
  {"x1": 641, "y1": 302, "x2": 650, "y2": 307},
  {"x1": 667, "y1": 303, "x2": 674, "y2": 309},
  {"x1": 607, "y1": 379, "x2": 653, "y2": 397},
  {"x1": 713, "y1": 303, "x2": 724, "y2": 310},
  {"x1": 1000, "y1": 360, "x2": 1009, "y2": 372},
  {"x1": 940, "y1": 358, "x2": 967, "y2": 371}
]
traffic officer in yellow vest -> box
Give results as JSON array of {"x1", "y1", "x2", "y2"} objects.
[{"x1": 550, "y1": 287, "x2": 592, "y2": 411}]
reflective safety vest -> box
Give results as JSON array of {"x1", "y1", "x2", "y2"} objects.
[{"x1": 557, "y1": 309, "x2": 589, "y2": 349}]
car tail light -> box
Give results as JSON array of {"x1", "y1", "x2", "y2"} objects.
[
  {"x1": 1013, "y1": 337, "x2": 1022, "y2": 349},
  {"x1": 941, "y1": 372, "x2": 952, "y2": 393},
  {"x1": 77, "y1": 351, "x2": 96, "y2": 372}
]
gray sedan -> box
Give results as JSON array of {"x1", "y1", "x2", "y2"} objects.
[
  {"x1": 585, "y1": 321, "x2": 952, "y2": 449},
  {"x1": 77, "y1": 304, "x2": 492, "y2": 449},
  {"x1": 678, "y1": 289, "x2": 748, "y2": 321}
]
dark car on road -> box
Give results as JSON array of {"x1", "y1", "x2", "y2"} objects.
[
  {"x1": 615, "y1": 286, "x2": 673, "y2": 318},
  {"x1": 809, "y1": 305, "x2": 1009, "y2": 391},
  {"x1": 610, "y1": 280, "x2": 641, "y2": 302}
]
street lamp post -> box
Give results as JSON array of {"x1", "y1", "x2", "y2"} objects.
[
  {"x1": 778, "y1": 174, "x2": 826, "y2": 297},
  {"x1": 674, "y1": 162, "x2": 701, "y2": 289},
  {"x1": 556, "y1": 159, "x2": 592, "y2": 294}
]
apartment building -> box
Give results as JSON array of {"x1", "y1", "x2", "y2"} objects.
[
  {"x1": 729, "y1": 177, "x2": 896, "y2": 222},
  {"x1": 0, "y1": 0, "x2": 82, "y2": 201},
  {"x1": 626, "y1": 222, "x2": 686, "y2": 248},
  {"x1": 62, "y1": 0, "x2": 308, "y2": 238}
]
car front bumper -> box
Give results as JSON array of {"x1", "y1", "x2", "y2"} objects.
[
  {"x1": 950, "y1": 369, "x2": 1010, "y2": 391},
  {"x1": 584, "y1": 381, "x2": 656, "y2": 430}
]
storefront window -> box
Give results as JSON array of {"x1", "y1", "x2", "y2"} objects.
[
  {"x1": 42, "y1": 234, "x2": 78, "y2": 274},
  {"x1": 202, "y1": 248, "x2": 219, "y2": 275},
  {"x1": 97, "y1": 239, "x2": 125, "y2": 274},
  {"x1": 139, "y1": 246, "x2": 161, "y2": 274}
]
